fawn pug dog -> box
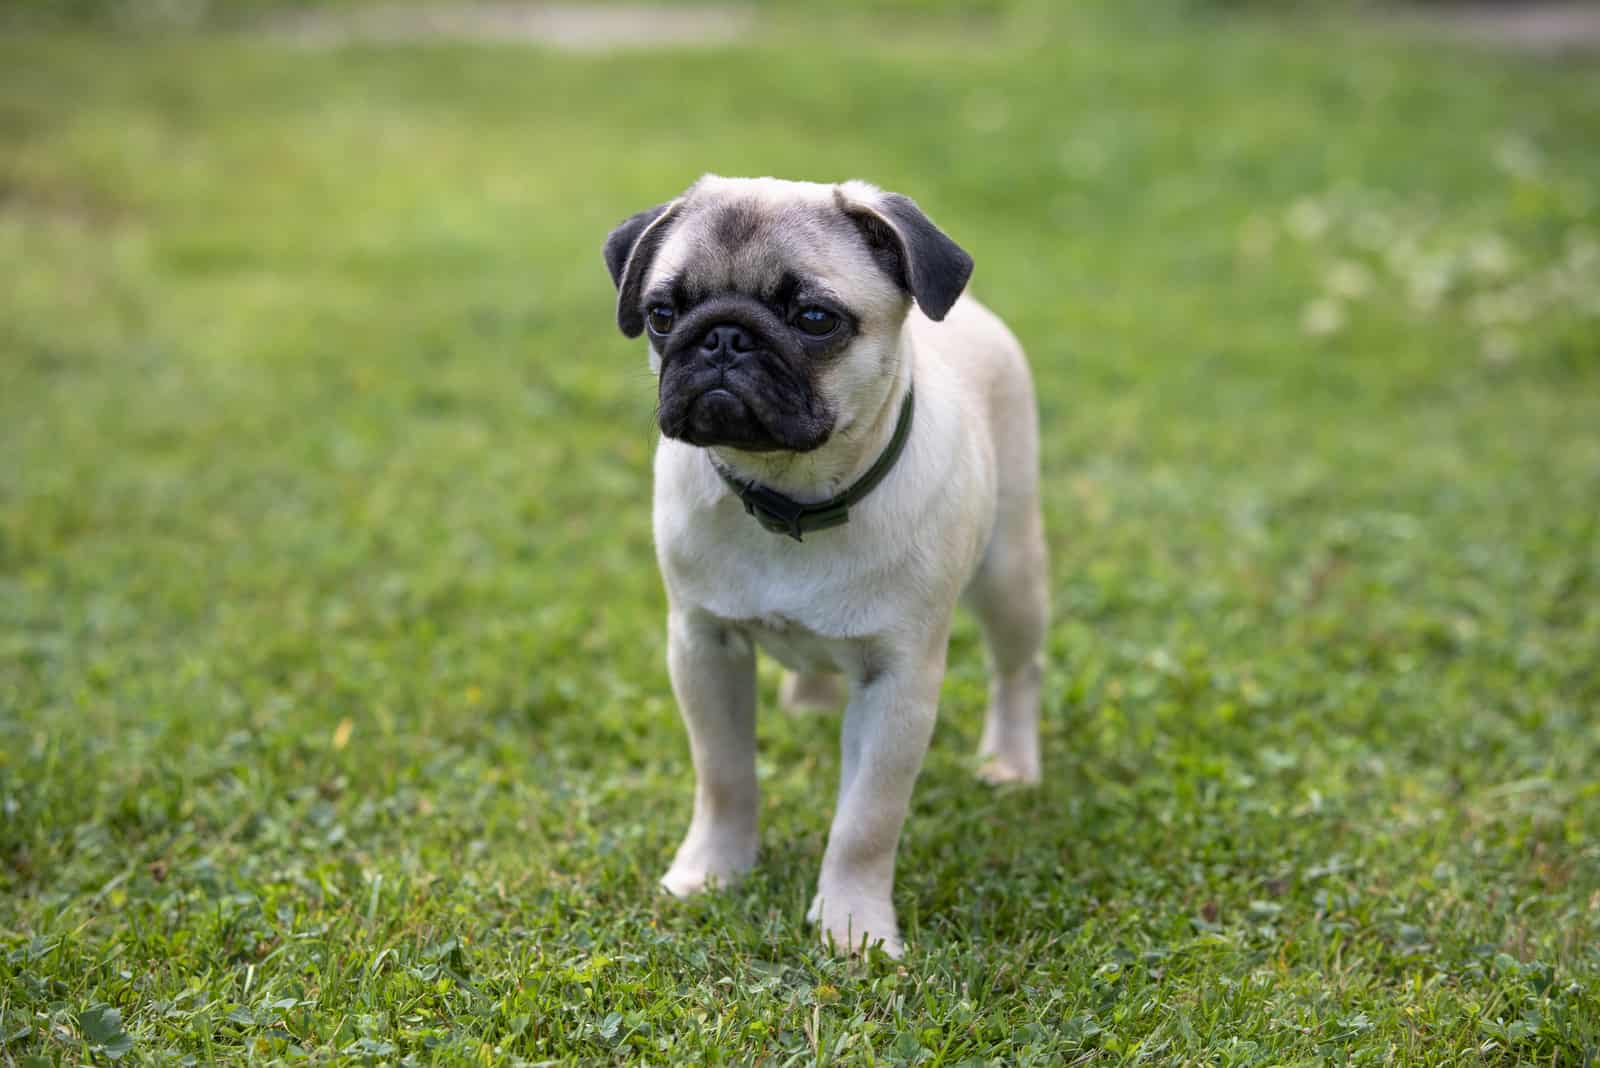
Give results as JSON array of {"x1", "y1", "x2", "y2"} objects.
[{"x1": 603, "y1": 175, "x2": 1048, "y2": 957}]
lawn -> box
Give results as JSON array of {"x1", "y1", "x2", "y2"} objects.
[{"x1": 3, "y1": 1, "x2": 1599, "y2": 1063}]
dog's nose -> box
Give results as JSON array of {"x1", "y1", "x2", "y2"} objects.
[{"x1": 699, "y1": 324, "x2": 756, "y2": 363}]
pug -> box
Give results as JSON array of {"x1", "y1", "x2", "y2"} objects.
[{"x1": 603, "y1": 175, "x2": 1049, "y2": 957}]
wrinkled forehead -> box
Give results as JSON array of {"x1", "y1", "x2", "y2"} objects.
[{"x1": 647, "y1": 195, "x2": 895, "y2": 306}]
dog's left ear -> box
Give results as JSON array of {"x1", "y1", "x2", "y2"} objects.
[
  {"x1": 837, "y1": 186, "x2": 974, "y2": 321},
  {"x1": 603, "y1": 201, "x2": 679, "y2": 337}
]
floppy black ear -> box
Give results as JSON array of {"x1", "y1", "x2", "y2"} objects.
[
  {"x1": 841, "y1": 191, "x2": 974, "y2": 321},
  {"x1": 602, "y1": 202, "x2": 676, "y2": 337},
  {"x1": 603, "y1": 203, "x2": 667, "y2": 288}
]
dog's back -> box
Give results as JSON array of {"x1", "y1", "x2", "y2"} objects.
[{"x1": 910, "y1": 294, "x2": 1040, "y2": 509}]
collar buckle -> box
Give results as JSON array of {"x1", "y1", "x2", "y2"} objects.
[{"x1": 735, "y1": 481, "x2": 812, "y2": 541}]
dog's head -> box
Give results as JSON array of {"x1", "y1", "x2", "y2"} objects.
[{"x1": 603, "y1": 176, "x2": 972, "y2": 453}]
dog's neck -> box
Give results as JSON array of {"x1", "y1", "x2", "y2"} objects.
[{"x1": 707, "y1": 328, "x2": 915, "y2": 504}]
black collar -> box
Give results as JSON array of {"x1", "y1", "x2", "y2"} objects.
[{"x1": 712, "y1": 387, "x2": 915, "y2": 541}]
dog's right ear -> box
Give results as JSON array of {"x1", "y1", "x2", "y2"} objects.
[
  {"x1": 603, "y1": 201, "x2": 678, "y2": 338},
  {"x1": 835, "y1": 185, "x2": 973, "y2": 322}
]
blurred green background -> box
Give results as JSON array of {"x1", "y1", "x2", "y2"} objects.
[{"x1": 3, "y1": 1, "x2": 1598, "y2": 1064}]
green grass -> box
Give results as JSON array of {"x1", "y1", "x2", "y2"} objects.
[{"x1": 3, "y1": 2, "x2": 1599, "y2": 1063}]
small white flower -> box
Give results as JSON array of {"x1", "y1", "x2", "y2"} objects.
[
  {"x1": 1481, "y1": 331, "x2": 1519, "y2": 365},
  {"x1": 1351, "y1": 209, "x2": 1396, "y2": 252},
  {"x1": 1287, "y1": 198, "x2": 1330, "y2": 240},
  {"x1": 1467, "y1": 236, "x2": 1514, "y2": 278},
  {"x1": 1383, "y1": 234, "x2": 1422, "y2": 278},
  {"x1": 1325, "y1": 260, "x2": 1375, "y2": 299},
  {"x1": 1302, "y1": 298, "x2": 1345, "y2": 337},
  {"x1": 1407, "y1": 259, "x2": 1454, "y2": 312},
  {"x1": 1492, "y1": 133, "x2": 1543, "y2": 180}
]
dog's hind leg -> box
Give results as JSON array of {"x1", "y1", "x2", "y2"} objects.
[
  {"x1": 964, "y1": 491, "x2": 1049, "y2": 785},
  {"x1": 779, "y1": 671, "x2": 846, "y2": 713}
]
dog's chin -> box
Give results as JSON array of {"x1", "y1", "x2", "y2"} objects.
[{"x1": 661, "y1": 388, "x2": 827, "y2": 453}]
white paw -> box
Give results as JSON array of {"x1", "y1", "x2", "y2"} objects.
[
  {"x1": 660, "y1": 836, "x2": 756, "y2": 897},
  {"x1": 976, "y1": 751, "x2": 1040, "y2": 786},
  {"x1": 807, "y1": 890, "x2": 903, "y2": 958}
]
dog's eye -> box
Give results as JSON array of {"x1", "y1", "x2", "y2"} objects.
[
  {"x1": 795, "y1": 307, "x2": 839, "y2": 337},
  {"x1": 647, "y1": 306, "x2": 676, "y2": 335}
]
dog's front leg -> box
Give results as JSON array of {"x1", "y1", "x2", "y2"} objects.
[
  {"x1": 660, "y1": 609, "x2": 759, "y2": 897},
  {"x1": 809, "y1": 630, "x2": 948, "y2": 958}
]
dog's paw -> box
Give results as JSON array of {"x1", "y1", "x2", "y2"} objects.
[
  {"x1": 976, "y1": 751, "x2": 1040, "y2": 786},
  {"x1": 660, "y1": 836, "x2": 756, "y2": 897},
  {"x1": 807, "y1": 890, "x2": 903, "y2": 958},
  {"x1": 778, "y1": 671, "x2": 845, "y2": 714}
]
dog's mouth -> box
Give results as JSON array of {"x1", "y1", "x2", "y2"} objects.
[
  {"x1": 656, "y1": 343, "x2": 833, "y2": 453},
  {"x1": 691, "y1": 387, "x2": 744, "y2": 423},
  {"x1": 668, "y1": 385, "x2": 786, "y2": 451}
]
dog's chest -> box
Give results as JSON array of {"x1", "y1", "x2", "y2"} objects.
[
  {"x1": 737, "y1": 613, "x2": 850, "y2": 676},
  {"x1": 661, "y1": 486, "x2": 907, "y2": 628},
  {"x1": 660, "y1": 513, "x2": 902, "y2": 677}
]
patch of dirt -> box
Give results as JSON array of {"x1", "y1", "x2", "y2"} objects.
[
  {"x1": 269, "y1": 2, "x2": 754, "y2": 51},
  {"x1": 1392, "y1": 2, "x2": 1600, "y2": 54}
]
